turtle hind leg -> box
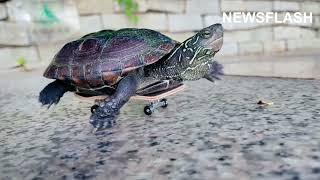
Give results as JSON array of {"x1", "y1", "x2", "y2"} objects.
[{"x1": 39, "y1": 80, "x2": 73, "y2": 107}]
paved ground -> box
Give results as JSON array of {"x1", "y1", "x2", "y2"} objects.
[{"x1": 0, "y1": 70, "x2": 319, "y2": 180}]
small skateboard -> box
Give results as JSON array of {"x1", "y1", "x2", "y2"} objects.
[{"x1": 74, "y1": 84, "x2": 186, "y2": 115}]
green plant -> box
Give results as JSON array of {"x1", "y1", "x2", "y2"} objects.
[
  {"x1": 40, "y1": 3, "x2": 60, "y2": 25},
  {"x1": 14, "y1": 57, "x2": 29, "y2": 71},
  {"x1": 117, "y1": 0, "x2": 139, "y2": 24},
  {"x1": 17, "y1": 57, "x2": 27, "y2": 68}
]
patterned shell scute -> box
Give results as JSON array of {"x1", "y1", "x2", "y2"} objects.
[
  {"x1": 43, "y1": 28, "x2": 177, "y2": 87},
  {"x1": 99, "y1": 29, "x2": 177, "y2": 73}
]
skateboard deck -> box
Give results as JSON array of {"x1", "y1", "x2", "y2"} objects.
[{"x1": 75, "y1": 84, "x2": 186, "y2": 102}]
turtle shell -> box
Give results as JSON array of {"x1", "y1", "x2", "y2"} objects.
[{"x1": 44, "y1": 29, "x2": 178, "y2": 88}]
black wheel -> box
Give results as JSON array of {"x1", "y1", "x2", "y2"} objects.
[
  {"x1": 91, "y1": 104, "x2": 99, "y2": 113},
  {"x1": 144, "y1": 105, "x2": 153, "y2": 116},
  {"x1": 160, "y1": 98, "x2": 168, "y2": 108}
]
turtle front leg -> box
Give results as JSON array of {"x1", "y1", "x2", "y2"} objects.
[
  {"x1": 90, "y1": 73, "x2": 140, "y2": 131},
  {"x1": 204, "y1": 61, "x2": 224, "y2": 83}
]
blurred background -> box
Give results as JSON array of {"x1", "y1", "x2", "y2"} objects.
[{"x1": 0, "y1": 0, "x2": 319, "y2": 78}]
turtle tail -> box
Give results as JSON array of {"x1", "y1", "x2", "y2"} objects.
[{"x1": 39, "y1": 80, "x2": 71, "y2": 107}]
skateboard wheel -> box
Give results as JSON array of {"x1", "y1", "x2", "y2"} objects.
[
  {"x1": 144, "y1": 105, "x2": 153, "y2": 116},
  {"x1": 160, "y1": 98, "x2": 168, "y2": 108},
  {"x1": 91, "y1": 104, "x2": 99, "y2": 113}
]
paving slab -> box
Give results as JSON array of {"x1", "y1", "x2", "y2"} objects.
[{"x1": 0, "y1": 70, "x2": 319, "y2": 180}]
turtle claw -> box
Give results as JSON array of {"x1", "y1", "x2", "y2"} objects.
[
  {"x1": 39, "y1": 95, "x2": 59, "y2": 108},
  {"x1": 94, "y1": 99, "x2": 105, "y2": 106},
  {"x1": 46, "y1": 103, "x2": 53, "y2": 109},
  {"x1": 41, "y1": 102, "x2": 53, "y2": 109},
  {"x1": 90, "y1": 116, "x2": 116, "y2": 132}
]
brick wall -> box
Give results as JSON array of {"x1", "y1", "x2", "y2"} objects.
[{"x1": 0, "y1": 0, "x2": 320, "y2": 69}]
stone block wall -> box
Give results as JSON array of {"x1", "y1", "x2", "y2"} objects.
[{"x1": 0, "y1": 0, "x2": 320, "y2": 69}]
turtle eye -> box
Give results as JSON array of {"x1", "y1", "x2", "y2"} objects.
[{"x1": 203, "y1": 30, "x2": 212, "y2": 38}]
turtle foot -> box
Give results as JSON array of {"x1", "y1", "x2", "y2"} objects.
[
  {"x1": 205, "y1": 61, "x2": 224, "y2": 82},
  {"x1": 39, "y1": 80, "x2": 67, "y2": 107},
  {"x1": 89, "y1": 101, "x2": 119, "y2": 131}
]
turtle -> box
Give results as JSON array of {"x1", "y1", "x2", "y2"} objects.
[{"x1": 39, "y1": 23, "x2": 224, "y2": 131}]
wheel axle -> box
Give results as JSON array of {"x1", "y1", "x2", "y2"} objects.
[{"x1": 144, "y1": 98, "x2": 168, "y2": 115}]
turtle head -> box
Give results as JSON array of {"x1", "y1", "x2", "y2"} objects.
[
  {"x1": 194, "y1": 23, "x2": 223, "y2": 52},
  {"x1": 180, "y1": 24, "x2": 223, "y2": 61},
  {"x1": 177, "y1": 24, "x2": 224, "y2": 81}
]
